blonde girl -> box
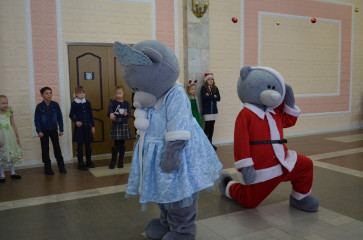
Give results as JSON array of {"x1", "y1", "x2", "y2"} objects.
[
  {"x1": 0, "y1": 95, "x2": 23, "y2": 182},
  {"x1": 107, "y1": 86, "x2": 132, "y2": 169}
]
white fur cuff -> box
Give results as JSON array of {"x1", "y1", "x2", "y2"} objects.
[
  {"x1": 234, "y1": 158, "x2": 253, "y2": 169},
  {"x1": 284, "y1": 104, "x2": 300, "y2": 117},
  {"x1": 165, "y1": 131, "x2": 191, "y2": 141},
  {"x1": 291, "y1": 189, "x2": 311, "y2": 200},
  {"x1": 225, "y1": 181, "x2": 237, "y2": 199}
]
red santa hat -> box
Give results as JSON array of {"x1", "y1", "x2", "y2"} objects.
[{"x1": 204, "y1": 73, "x2": 214, "y2": 82}]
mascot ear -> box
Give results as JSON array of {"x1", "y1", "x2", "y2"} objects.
[
  {"x1": 240, "y1": 66, "x2": 252, "y2": 80},
  {"x1": 141, "y1": 47, "x2": 162, "y2": 63}
]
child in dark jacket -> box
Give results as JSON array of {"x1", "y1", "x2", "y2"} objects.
[
  {"x1": 201, "y1": 73, "x2": 221, "y2": 150},
  {"x1": 107, "y1": 86, "x2": 131, "y2": 169},
  {"x1": 34, "y1": 87, "x2": 66, "y2": 175},
  {"x1": 69, "y1": 86, "x2": 95, "y2": 170}
]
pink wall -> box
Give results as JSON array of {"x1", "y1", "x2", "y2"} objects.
[
  {"x1": 30, "y1": 0, "x2": 176, "y2": 104},
  {"x1": 31, "y1": 0, "x2": 60, "y2": 103},
  {"x1": 244, "y1": 0, "x2": 352, "y2": 114},
  {"x1": 155, "y1": 0, "x2": 175, "y2": 51}
]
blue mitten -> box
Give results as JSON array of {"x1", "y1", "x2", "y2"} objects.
[
  {"x1": 161, "y1": 140, "x2": 186, "y2": 173},
  {"x1": 241, "y1": 166, "x2": 256, "y2": 185},
  {"x1": 284, "y1": 84, "x2": 295, "y2": 108}
]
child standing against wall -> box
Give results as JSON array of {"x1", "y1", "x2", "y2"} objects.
[
  {"x1": 201, "y1": 73, "x2": 221, "y2": 150},
  {"x1": 34, "y1": 87, "x2": 66, "y2": 175},
  {"x1": 0, "y1": 95, "x2": 23, "y2": 182},
  {"x1": 69, "y1": 86, "x2": 95, "y2": 170},
  {"x1": 107, "y1": 86, "x2": 131, "y2": 169},
  {"x1": 186, "y1": 79, "x2": 203, "y2": 128}
]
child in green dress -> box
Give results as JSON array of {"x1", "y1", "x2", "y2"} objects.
[
  {"x1": 0, "y1": 95, "x2": 23, "y2": 183},
  {"x1": 186, "y1": 79, "x2": 203, "y2": 128}
]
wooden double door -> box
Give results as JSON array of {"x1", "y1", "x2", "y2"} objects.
[{"x1": 68, "y1": 45, "x2": 135, "y2": 155}]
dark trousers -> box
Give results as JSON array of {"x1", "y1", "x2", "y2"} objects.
[
  {"x1": 77, "y1": 142, "x2": 92, "y2": 163},
  {"x1": 204, "y1": 120, "x2": 215, "y2": 143},
  {"x1": 40, "y1": 129, "x2": 64, "y2": 168},
  {"x1": 114, "y1": 140, "x2": 125, "y2": 150}
]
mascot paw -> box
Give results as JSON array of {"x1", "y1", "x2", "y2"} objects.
[
  {"x1": 241, "y1": 166, "x2": 256, "y2": 185},
  {"x1": 289, "y1": 195, "x2": 319, "y2": 212},
  {"x1": 218, "y1": 170, "x2": 233, "y2": 197},
  {"x1": 145, "y1": 218, "x2": 169, "y2": 240},
  {"x1": 162, "y1": 232, "x2": 195, "y2": 240}
]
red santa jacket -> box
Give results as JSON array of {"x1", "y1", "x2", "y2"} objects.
[{"x1": 234, "y1": 103, "x2": 301, "y2": 184}]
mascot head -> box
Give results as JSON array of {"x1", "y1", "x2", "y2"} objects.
[
  {"x1": 237, "y1": 66, "x2": 286, "y2": 110},
  {"x1": 114, "y1": 40, "x2": 180, "y2": 108}
]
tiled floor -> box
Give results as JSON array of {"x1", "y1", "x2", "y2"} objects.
[{"x1": 0, "y1": 129, "x2": 362, "y2": 239}]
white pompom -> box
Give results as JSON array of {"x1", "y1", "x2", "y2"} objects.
[
  {"x1": 134, "y1": 108, "x2": 147, "y2": 118},
  {"x1": 134, "y1": 118, "x2": 150, "y2": 131}
]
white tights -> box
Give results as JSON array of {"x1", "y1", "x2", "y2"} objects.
[{"x1": 0, "y1": 165, "x2": 16, "y2": 178}]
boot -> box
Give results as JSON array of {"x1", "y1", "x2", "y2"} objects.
[
  {"x1": 57, "y1": 161, "x2": 67, "y2": 174},
  {"x1": 117, "y1": 145, "x2": 125, "y2": 168},
  {"x1": 85, "y1": 144, "x2": 95, "y2": 168},
  {"x1": 109, "y1": 146, "x2": 118, "y2": 169},
  {"x1": 44, "y1": 164, "x2": 54, "y2": 175},
  {"x1": 86, "y1": 159, "x2": 95, "y2": 168},
  {"x1": 77, "y1": 152, "x2": 88, "y2": 170}
]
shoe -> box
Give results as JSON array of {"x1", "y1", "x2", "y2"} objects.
[
  {"x1": 117, "y1": 160, "x2": 123, "y2": 168},
  {"x1": 86, "y1": 161, "x2": 95, "y2": 168},
  {"x1": 44, "y1": 168, "x2": 55, "y2": 175},
  {"x1": 59, "y1": 168, "x2": 67, "y2": 174},
  {"x1": 11, "y1": 174, "x2": 22, "y2": 179},
  {"x1": 109, "y1": 160, "x2": 116, "y2": 169},
  {"x1": 0, "y1": 178, "x2": 5, "y2": 183},
  {"x1": 77, "y1": 165, "x2": 89, "y2": 170}
]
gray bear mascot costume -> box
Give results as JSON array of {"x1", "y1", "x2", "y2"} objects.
[
  {"x1": 219, "y1": 66, "x2": 319, "y2": 212},
  {"x1": 114, "y1": 40, "x2": 222, "y2": 240}
]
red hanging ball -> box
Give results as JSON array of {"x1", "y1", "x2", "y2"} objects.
[
  {"x1": 311, "y1": 17, "x2": 317, "y2": 23},
  {"x1": 232, "y1": 17, "x2": 238, "y2": 23}
]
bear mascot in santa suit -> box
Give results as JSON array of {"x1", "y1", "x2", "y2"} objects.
[
  {"x1": 219, "y1": 66, "x2": 319, "y2": 212},
  {"x1": 114, "y1": 40, "x2": 222, "y2": 240}
]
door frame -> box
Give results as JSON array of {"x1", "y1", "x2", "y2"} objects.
[{"x1": 65, "y1": 42, "x2": 134, "y2": 160}]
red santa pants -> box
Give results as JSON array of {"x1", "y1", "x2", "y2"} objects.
[{"x1": 228, "y1": 154, "x2": 313, "y2": 208}]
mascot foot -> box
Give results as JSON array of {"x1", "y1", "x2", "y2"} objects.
[
  {"x1": 289, "y1": 195, "x2": 319, "y2": 212},
  {"x1": 162, "y1": 232, "x2": 195, "y2": 240},
  {"x1": 218, "y1": 170, "x2": 233, "y2": 197},
  {"x1": 145, "y1": 218, "x2": 169, "y2": 240}
]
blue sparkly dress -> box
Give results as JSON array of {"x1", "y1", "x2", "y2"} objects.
[{"x1": 126, "y1": 85, "x2": 222, "y2": 205}]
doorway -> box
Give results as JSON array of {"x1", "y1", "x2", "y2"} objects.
[{"x1": 68, "y1": 45, "x2": 135, "y2": 155}]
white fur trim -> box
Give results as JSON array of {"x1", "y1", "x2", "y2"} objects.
[
  {"x1": 284, "y1": 104, "x2": 301, "y2": 117},
  {"x1": 237, "y1": 164, "x2": 283, "y2": 185},
  {"x1": 291, "y1": 189, "x2": 311, "y2": 200},
  {"x1": 234, "y1": 158, "x2": 253, "y2": 169},
  {"x1": 204, "y1": 74, "x2": 214, "y2": 82},
  {"x1": 225, "y1": 180, "x2": 237, "y2": 199},
  {"x1": 165, "y1": 131, "x2": 191, "y2": 141},
  {"x1": 203, "y1": 114, "x2": 218, "y2": 121}
]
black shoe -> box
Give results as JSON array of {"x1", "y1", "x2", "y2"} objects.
[
  {"x1": 77, "y1": 165, "x2": 89, "y2": 170},
  {"x1": 59, "y1": 168, "x2": 67, "y2": 174},
  {"x1": 0, "y1": 178, "x2": 5, "y2": 183},
  {"x1": 109, "y1": 160, "x2": 116, "y2": 169},
  {"x1": 117, "y1": 162, "x2": 123, "y2": 168},
  {"x1": 44, "y1": 169, "x2": 55, "y2": 175},
  {"x1": 86, "y1": 161, "x2": 95, "y2": 168},
  {"x1": 11, "y1": 174, "x2": 22, "y2": 179}
]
